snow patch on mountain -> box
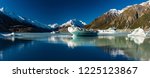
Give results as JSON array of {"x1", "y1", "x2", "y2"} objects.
[
  {"x1": 61, "y1": 19, "x2": 86, "y2": 27},
  {"x1": 48, "y1": 23, "x2": 59, "y2": 29},
  {"x1": 106, "y1": 1, "x2": 150, "y2": 16},
  {"x1": 18, "y1": 16, "x2": 25, "y2": 20},
  {"x1": 105, "y1": 5, "x2": 134, "y2": 15},
  {"x1": 0, "y1": 7, "x2": 4, "y2": 12},
  {"x1": 109, "y1": 9, "x2": 121, "y2": 14},
  {"x1": 105, "y1": 9, "x2": 122, "y2": 16},
  {"x1": 117, "y1": 1, "x2": 150, "y2": 13},
  {"x1": 140, "y1": 1, "x2": 150, "y2": 6},
  {"x1": 119, "y1": 5, "x2": 132, "y2": 13}
]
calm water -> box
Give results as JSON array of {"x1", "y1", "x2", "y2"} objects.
[{"x1": 0, "y1": 33, "x2": 150, "y2": 61}]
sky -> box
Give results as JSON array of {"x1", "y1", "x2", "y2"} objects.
[{"x1": 0, "y1": 0, "x2": 148, "y2": 25}]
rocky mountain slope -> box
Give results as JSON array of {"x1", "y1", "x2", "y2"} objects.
[
  {"x1": 0, "y1": 8, "x2": 51, "y2": 32},
  {"x1": 85, "y1": 1, "x2": 150, "y2": 30}
]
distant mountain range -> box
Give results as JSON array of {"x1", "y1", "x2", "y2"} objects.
[
  {"x1": 85, "y1": 1, "x2": 150, "y2": 30},
  {"x1": 0, "y1": 8, "x2": 86, "y2": 32},
  {"x1": 0, "y1": 7, "x2": 51, "y2": 32},
  {"x1": 47, "y1": 19, "x2": 86, "y2": 32},
  {"x1": 1, "y1": 1, "x2": 150, "y2": 32}
]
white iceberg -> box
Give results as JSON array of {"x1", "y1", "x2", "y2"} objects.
[
  {"x1": 68, "y1": 26, "x2": 98, "y2": 37},
  {"x1": 1, "y1": 32, "x2": 15, "y2": 37},
  {"x1": 98, "y1": 27, "x2": 117, "y2": 35},
  {"x1": 127, "y1": 27, "x2": 150, "y2": 45},
  {"x1": 128, "y1": 28, "x2": 147, "y2": 37}
]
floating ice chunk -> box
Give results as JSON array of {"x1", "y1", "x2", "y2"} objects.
[{"x1": 128, "y1": 28, "x2": 146, "y2": 37}]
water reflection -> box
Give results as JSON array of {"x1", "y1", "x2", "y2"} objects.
[
  {"x1": 0, "y1": 51, "x2": 3, "y2": 60},
  {"x1": 0, "y1": 37, "x2": 33, "y2": 60},
  {"x1": 59, "y1": 35, "x2": 150, "y2": 61},
  {"x1": 0, "y1": 33, "x2": 149, "y2": 61},
  {"x1": 127, "y1": 36, "x2": 145, "y2": 45},
  {"x1": 63, "y1": 36, "x2": 98, "y2": 48}
]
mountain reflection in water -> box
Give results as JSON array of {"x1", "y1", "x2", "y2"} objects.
[{"x1": 0, "y1": 33, "x2": 149, "y2": 61}]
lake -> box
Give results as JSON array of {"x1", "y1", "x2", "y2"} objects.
[{"x1": 0, "y1": 33, "x2": 150, "y2": 61}]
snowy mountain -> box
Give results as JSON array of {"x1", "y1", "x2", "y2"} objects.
[
  {"x1": 48, "y1": 23, "x2": 59, "y2": 29},
  {"x1": 47, "y1": 23, "x2": 60, "y2": 31},
  {"x1": 105, "y1": 9, "x2": 121, "y2": 16},
  {"x1": 61, "y1": 19, "x2": 86, "y2": 27},
  {"x1": 85, "y1": 1, "x2": 150, "y2": 30},
  {"x1": 140, "y1": 1, "x2": 150, "y2": 6},
  {"x1": 59, "y1": 19, "x2": 87, "y2": 32},
  {"x1": 0, "y1": 7, "x2": 4, "y2": 12},
  {"x1": 0, "y1": 7, "x2": 51, "y2": 32},
  {"x1": 0, "y1": 7, "x2": 88, "y2": 32}
]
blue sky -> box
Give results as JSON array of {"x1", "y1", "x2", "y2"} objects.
[{"x1": 0, "y1": 0, "x2": 148, "y2": 24}]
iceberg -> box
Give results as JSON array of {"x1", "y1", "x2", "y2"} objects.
[
  {"x1": 98, "y1": 27, "x2": 117, "y2": 35},
  {"x1": 1, "y1": 32, "x2": 15, "y2": 37},
  {"x1": 1, "y1": 32, "x2": 22, "y2": 37},
  {"x1": 127, "y1": 27, "x2": 150, "y2": 45},
  {"x1": 68, "y1": 26, "x2": 98, "y2": 37},
  {"x1": 128, "y1": 28, "x2": 147, "y2": 37}
]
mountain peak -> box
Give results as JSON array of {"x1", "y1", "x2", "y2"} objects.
[
  {"x1": 105, "y1": 2, "x2": 145, "y2": 16},
  {"x1": 86, "y1": 0, "x2": 150, "y2": 30},
  {"x1": 61, "y1": 19, "x2": 86, "y2": 27},
  {"x1": 79, "y1": 20, "x2": 87, "y2": 25},
  {"x1": 18, "y1": 16, "x2": 25, "y2": 20},
  {"x1": 140, "y1": 1, "x2": 150, "y2": 6},
  {"x1": 109, "y1": 9, "x2": 120, "y2": 13},
  {"x1": 0, "y1": 7, "x2": 4, "y2": 12},
  {"x1": 48, "y1": 23, "x2": 59, "y2": 29},
  {"x1": 105, "y1": 9, "x2": 121, "y2": 16}
]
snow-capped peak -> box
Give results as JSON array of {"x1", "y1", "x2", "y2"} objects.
[
  {"x1": 140, "y1": 1, "x2": 150, "y2": 6},
  {"x1": 105, "y1": 9, "x2": 122, "y2": 15},
  {"x1": 119, "y1": 5, "x2": 132, "y2": 13},
  {"x1": 48, "y1": 23, "x2": 59, "y2": 29},
  {"x1": 79, "y1": 20, "x2": 87, "y2": 25},
  {"x1": 18, "y1": 16, "x2": 25, "y2": 20},
  {"x1": 105, "y1": 1, "x2": 150, "y2": 16},
  {"x1": 105, "y1": 5, "x2": 133, "y2": 15},
  {"x1": 119, "y1": 1, "x2": 150, "y2": 13},
  {"x1": 61, "y1": 19, "x2": 86, "y2": 27},
  {"x1": 109, "y1": 9, "x2": 120, "y2": 14},
  {"x1": 0, "y1": 7, "x2": 4, "y2": 12}
]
